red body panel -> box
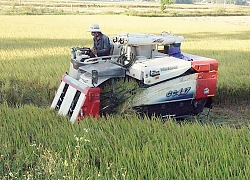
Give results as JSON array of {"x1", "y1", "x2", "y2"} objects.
[
  {"x1": 78, "y1": 87, "x2": 100, "y2": 120},
  {"x1": 60, "y1": 74, "x2": 101, "y2": 121},
  {"x1": 191, "y1": 59, "x2": 218, "y2": 72},
  {"x1": 195, "y1": 71, "x2": 218, "y2": 99}
]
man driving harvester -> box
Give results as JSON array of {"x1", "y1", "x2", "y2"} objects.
[{"x1": 87, "y1": 23, "x2": 111, "y2": 58}]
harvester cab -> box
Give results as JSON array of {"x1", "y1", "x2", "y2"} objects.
[{"x1": 51, "y1": 32, "x2": 218, "y2": 123}]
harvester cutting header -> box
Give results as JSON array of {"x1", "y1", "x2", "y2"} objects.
[{"x1": 51, "y1": 31, "x2": 218, "y2": 123}]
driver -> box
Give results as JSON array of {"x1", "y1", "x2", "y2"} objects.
[{"x1": 87, "y1": 24, "x2": 111, "y2": 58}]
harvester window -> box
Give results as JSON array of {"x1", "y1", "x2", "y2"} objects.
[{"x1": 136, "y1": 45, "x2": 153, "y2": 59}]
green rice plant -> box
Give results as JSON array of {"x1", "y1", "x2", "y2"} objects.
[
  {"x1": 1, "y1": 14, "x2": 250, "y2": 179},
  {"x1": 1, "y1": 103, "x2": 250, "y2": 179},
  {"x1": 1, "y1": 15, "x2": 250, "y2": 116}
]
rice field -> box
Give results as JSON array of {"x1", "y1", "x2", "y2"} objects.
[{"x1": 1, "y1": 15, "x2": 250, "y2": 179}]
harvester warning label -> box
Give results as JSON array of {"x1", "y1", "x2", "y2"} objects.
[{"x1": 204, "y1": 88, "x2": 210, "y2": 94}]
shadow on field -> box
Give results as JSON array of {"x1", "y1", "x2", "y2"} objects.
[
  {"x1": 1, "y1": 30, "x2": 250, "y2": 50},
  {"x1": 215, "y1": 86, "x2": 250, "y2": 105},
  {"x1": 0, "y1": 37, "x2": 91, "y2": 50},
  {"x1": 2, "y1": 30, "x2": 249, "y2": 51},
  {"x1": 1, "y1": 36, "x2": 250, "y2": 110},
  {"x1": 0, "y1": 77, "x2": 55, "y2": 108},
  {"x1": 0, "y1": 37, "x2": 92, "y2": 107},
  {"x1": 1, "y1": 69, "x2": 250, "y2": 110}
]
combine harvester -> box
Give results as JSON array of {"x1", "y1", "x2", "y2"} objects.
[{"x1": 51, "y1": 32, "x2": 218, "y2": 123}]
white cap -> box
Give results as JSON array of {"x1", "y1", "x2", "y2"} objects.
[{"x1": 87, "y1": 23, "x2": 102, "y2": 33}]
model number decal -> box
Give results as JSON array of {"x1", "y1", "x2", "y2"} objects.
[
  {"x1": 152, "y1": 38, "x2": 164, "y2": 43},
  {"x1": 160, "y1": 66, "x2": 178, "y2": 71},
  {"x1": 166, "y1": 87, "x2": 191, "y2": 97}
]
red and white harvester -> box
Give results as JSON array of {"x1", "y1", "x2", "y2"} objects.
[{"x1": 51, "y1": 32, "x2": 218, "y2": 123}]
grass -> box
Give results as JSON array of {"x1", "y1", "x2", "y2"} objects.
[
  {"x1": 1, "y1": 14, "x2": 250, "y2": 178},
  {"x1": 1, "y1": 104, "x2": 250, "y2": 179}
]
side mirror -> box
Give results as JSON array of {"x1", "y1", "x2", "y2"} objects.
[{"x1": 92, "y1": 70, "x2": 98, "y2": 84}]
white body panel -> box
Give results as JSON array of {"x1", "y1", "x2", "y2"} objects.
[
  {"x1": 133, "y1": 74, "x2": 197, "y2": 106},
  {"x1": 58, "y1": 86, "x2": 77, "y2": 116},
  {"x1": 77, "y1": 55, "x2": 191, "y2": 87},
  {"x1": 79, "y1": 73, "x2": 109, "y2": 87},
  {"x1": 70, "y1": 93, "x2": 86, "y2": 123},
  {"x1": 69, "y1": 63, "x2": 79, "y2": 79},
  {"x1": 51, "y1": 76, "x2": 92, "y2": 123},
  {"x1": 114, "y1": 33, "x2": 184, "y2": 46},
  {"x1": 127, "y1": 56, "x2": 192, "y2": 85},
  {"x1": 51, "y1": 81, "x2": 66, "y2": 109}
]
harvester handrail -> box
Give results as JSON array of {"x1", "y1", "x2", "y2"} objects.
[{"x1": 82, "y1": 55, "x2": 121, "y2": 64}]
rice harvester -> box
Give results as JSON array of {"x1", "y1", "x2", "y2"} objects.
[{"x1": 51, "y1": 32, "x2": 218, "y2": 123}]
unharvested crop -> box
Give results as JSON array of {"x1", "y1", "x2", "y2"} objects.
[
  {"x1": 1, "y1": 104, "x2": 250, "y2": 179},
  {"x1": 1, "y1": 15, "x2": 250, "y2": 179}
]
